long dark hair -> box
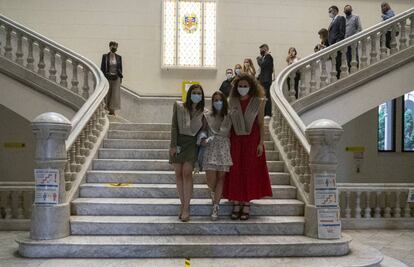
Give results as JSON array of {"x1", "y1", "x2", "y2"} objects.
[
  {"x1": 184, "y1": 84, "x2": 205, "y2": 111},
  {"x1": 230, "y1": 73, "x2": 265, "y2": 98},
  {"x1": 211, "y1": 91, "x2": 228, "y2": 117}
]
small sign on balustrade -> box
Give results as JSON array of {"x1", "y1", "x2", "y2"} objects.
[
  {"x1": 317, "y1": 208, "x2": 341, "y2": 239},
  {"x1": 315, "y1": 173, "x2": 338, "y2": 208},
  {"x1": 34, "y1": 169, "x2": 59, "y2": 205},
  {"x1": 407, "y1": 188, "x2": 414, "y2": 203}
]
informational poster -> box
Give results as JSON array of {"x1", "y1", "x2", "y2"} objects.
[
  {"x1": 34, "y1": 169, "x2": 59, "y2": 204},
  {"x1": 318, "y1": 208, "x2": 341, "y2": 239},
  {"x1": 315, "y1": 173, "x2": 338, "y2": 208},
  {"x1": 407, "y1": 188, "x2": 414, "y2": 203}
]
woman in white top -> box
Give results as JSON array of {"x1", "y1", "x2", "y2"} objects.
[{"x1": 286, "y1": 47, "x2": 301, "y2": 99}]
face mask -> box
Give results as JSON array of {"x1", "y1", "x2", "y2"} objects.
[
  {"x1": 213, "y1": 101, "x2": 223, "y2": 111},
  {"x1": 244, "y1": 63, "x2": 249, "y2": 67},
  {"x1": 235, "y1": 69, "x2": 241, "y2": 76},
  {"x1": 238, "y1": 87, "x2": 250, "y2": 96},
  {"x1": 329, "y1": 12, "x2": 335, "y2": 19},
  {"x1": 260, "y1": 50, "x2": 266, "y2": 56},
  {"x1": 111, "y1": 47, "x2": 117, "y2": 53},
  {"x1": 344, "y1": 10, "x2": 352, "y2": 16},
  {"x1": 191, "y1": 93, "x2": 202, "y2": 104},
  {"x1": 226, "y1": 73, "x2": 233, "y2": 80}
]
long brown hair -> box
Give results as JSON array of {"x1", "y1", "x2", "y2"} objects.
[
  {"x1": 211, "y1": 91, "x2": 228, "y2": 117},
  {"x1": 242, "y1": 58, "x2": 256, "y2": 76},
  {"x1": 230, "y1": 73, "x2": 265, "y2": 98},
  {"x1": 184, "y1": 84, "x2": 205, "y2": 111}
]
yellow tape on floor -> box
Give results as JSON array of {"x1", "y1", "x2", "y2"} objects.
[
  {"x1": 185, "y1": 257, "x2": 191, "y2": 267},
  {"x1": 106, "y1": 183, "x2": 132, "y2": 187}
]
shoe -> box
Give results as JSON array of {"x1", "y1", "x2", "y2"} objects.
[
  {"x1": 210, "y1": 191, "x2": 215, "y2": 204},
  {"x1": 211, "y1": 204, "x2": 219, "y2": 221},
  {"x1": 180, "y1": 208, "x2": 190, "y2": 222},
  {"x1": 230, "y1": 204, "x2": 242, "y2": 220},
  {"x1": 240, "y1": 203, "x2": 250, "y2": 221}
]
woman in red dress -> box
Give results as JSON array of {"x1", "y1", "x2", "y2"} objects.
[{"x1": 223, "y1": 73, "x2": 272, "y2": 220}]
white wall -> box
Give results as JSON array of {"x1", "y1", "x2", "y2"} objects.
[
  {"x1": 337, "y1": 98, "x2": 414, "y2": 183},
  {"x1": 0, "y1": 0, "x2": 412, "y2": 96},
  {"x1": 0, "y1": 105, "x2": 35, "y2": 182}
]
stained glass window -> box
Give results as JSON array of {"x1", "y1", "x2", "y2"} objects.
[{"x1": 162, "y1": 0, "x2": 216, "y2": 68}]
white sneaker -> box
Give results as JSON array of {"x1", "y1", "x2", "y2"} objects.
[{"x1": 211, "y1": 204, "x2": 219, "y2": 221}]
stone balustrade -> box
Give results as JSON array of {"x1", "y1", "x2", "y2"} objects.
[
  {"x1": 283, "y1": 9, "x2": 414, "y2": 103},
  {"x1": 0, "y1": 16, "x2": 96, "y2": 101},
  {"x1": 338, "y1": 185, "x2": 413, "y2": 220}
]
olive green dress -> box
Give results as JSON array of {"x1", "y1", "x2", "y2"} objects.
[{"x1": 169, "y1": 102, "x2": 204, "y2": 166}]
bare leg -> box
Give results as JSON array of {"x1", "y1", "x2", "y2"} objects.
[
  {"x1": 181, "y1": 162, "x2": 194, "y2": 220},
  {"x1": 213, "y1": 171, "x2": 225, "y2": 205},
  {"x1": 205, "y1": 170, "x2": 217, "y2": 192},
  {"x1": 173, "y1": 163, "x2": 184, "y2": 217}
]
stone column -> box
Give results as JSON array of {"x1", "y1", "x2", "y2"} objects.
[
  {"x1": 31, "y1": 112, "x2": 71, "y2": 240},
  {"x1": 305, "y1": 119, "x2": 343, "y2": 239}
]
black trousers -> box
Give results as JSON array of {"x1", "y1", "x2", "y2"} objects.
[
  {"x1": 262, "y1": 81, "x2": 272, "y2": 117},
  {"x1": 346, "y1": 45, "x2": 359, "y2": 71},
  {"x1": 335, "y1": 51, "x2": 342, "y2": 80}
]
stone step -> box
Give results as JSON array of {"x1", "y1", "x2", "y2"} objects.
[
  {"x1": 79, "y1": 184, "x2": 297, "y2": 199},
  {"x1": 107, "y1": 130, "x2": 272, "y2": 141},
  {"x1": 92, "y1": 159, "x2": 284, "y2": 172},
  {"x1": 103, "y1": 139, "x2": 275, "y2": 150},
  {"x1": 71, "y1": 198, "x2": 304, "y2": 216},
  {"x1": 17, "y1": 234, "x2": 351, "y2": 258},
  {"x1": 109, "y1": 122, "x2": 172, "y2": 131},
  {"x1": 86, "y1": 170, "x2": 291, "y2": 185},
  {"x1": 70, "y1": 215, "x2": 305, "y2": 236},
  {"x1": 98, "y1": 148, "x2": 280, "y2": 161}
]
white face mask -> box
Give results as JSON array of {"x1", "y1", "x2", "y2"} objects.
[
  {"x1": 226, "y1": 73, "x2": 233, "y2": 80},
  {"x1": 238, "y1": 87, "x2": 250, "y2": 96},
  {"x1": 235, "y1": 69, "x2": 241, "y2": 76}
]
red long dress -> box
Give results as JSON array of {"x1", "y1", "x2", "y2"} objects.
[{"x1": 223, "y1": 97, "x2": 273, "y2": 201}]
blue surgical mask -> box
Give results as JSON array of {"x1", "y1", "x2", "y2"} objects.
[
  {"x1": 235, "y1": 69, "x2": 241, "y2": 76},
  {"x1": 213, "y1": 100, "x2": 223, "y2": 111},
  {"x1": 191, "y1": 93, "x2": 202, "y2": 104},
  {"x1": 238, "y1": 87, "x2": 250, "y2": 96}
]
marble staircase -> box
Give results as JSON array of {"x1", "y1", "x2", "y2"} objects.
[{"x1": 18, "y1": 122, "x2": 351, "y2": 258}]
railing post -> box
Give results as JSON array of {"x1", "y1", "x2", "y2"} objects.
[
  {"x1": 305, "y1": 119, "x2": 343, "y2": 239},
  {"x1": 31, "y1": 112, "x2": 71, "y2": 240}
]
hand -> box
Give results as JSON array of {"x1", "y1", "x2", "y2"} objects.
[
  {"x1": 201, "y1": 139, "x2": 208, "y2": 147},
  {"x1": 169, "y1": 147, "x2": 177, "y2": 157},
  {"x1": 257, "y1": 143, "x2": 264, "y2": 157}
]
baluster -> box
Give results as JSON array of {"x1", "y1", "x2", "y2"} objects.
[
  {"x1": 82, "y1": 67, "x2": 90, "y2": 99},
  {"x1": 303, "y1": 165, "x2": 310, "y2": 193},
  {"x1": 329, "y1": 52, "x2": 337, "y2": 83},
  {"x1": 404, "y1": 191, "x2": 412, "y2": 217},
  {"x1": 384, "y1": 191, "x2": 391, "y2": 218},
  {"x1": 91, "y1": 114, "x2": 100, "y2": 139},
  {"x1": 26, "y1": 38, "x2": 35, "y2": 70},
  {"x1": 15, "y1": 32, "x2": 24, "y2": 65},
  {"x1": 64, "y1": 154, "x2": 72, "y2": 191},
  {"x1": 288, "y1": 72, "x2": 296, "y2": 102},
  {"x1": 37, "y1": 43, "x2": 46, "y2": 76},
  {"x1": 4, "y1": 26, "x2": 12, "y2": 59},
  {"x1": 88, "y1": 121, "x2": 96, "y2": 145},
  {"x1": 380, "y1": 31, "x2": 388, "y2": 60},
  {"x1": 294, "y1": 140, "x2": 301, "y2": 169},
  {"x1": 393, "y1": 191, "x2": 401, "y2": 218},
  {"x1": 298, "y1": 68, "x2": 308, "y2": 99},
  {"x1": 409, "y1": 16, "x2": 414, "y2": 46},
  {"x1": 48, "y1": 49, "x2": 57, "y2": 82},
  {"x1": 4, "y1": 192, "x2": 12, "y2": 219},
  {"x1": 96, "y1": 104, "x2": 104, "y2": 131},
  {"x1": 71, "y1": 61, "x2": 79, "y2": 94},
  {"x1": 363, "y1": 191, "x2": 371, "y2": 218},
  {"x1": 374, "y1": 191, "x2": 382, "y2": 218},
  {"x1": 75, "y1": 137, "x2": 85, "y2": 166},
  {"x1": 360, "y1": 38, "x2": 368, "y2": 69},
  {"x1": 350, "y1": 43, "x2": 358, "y2": 74},
  {"x1": 60, "y1": 55, "x2": 68, "y2": 87},
  {"x1": 298, "y1": 148, "x2": 306, "y2": 184},
  {"x1": 399, "y1": 20, "x2": 407, "y2": 50},
  {"x1": 286, "y1": 134, "x2": 294, "y2": 159},
  {"x1": 370, "y1": 34, "x2": 378, "y2": 64},
  {"x1": 69, "y1": 145, "x2": 77, "y2": 177},
  {"x1": 320, "y1": 57, "x2": 328, "y2": 88},
  {"x1": 345, "y1": 191, "x2": 351, "y2": 218},
  {"x1": 340, "y1": 47, "x2": 349, "y2": 79},
  {"x1": 309, "y1": 62, "x2": 317, "y2": 93},
  {"x1": 355, "y1": 191, "x2": 362, "y2": 218},
  {"x1": 12, "y1": 191, "x2": 25, "y2": 219},
  {"x1": 390, "y1": 25, "x2": 398, "y2": 55}
]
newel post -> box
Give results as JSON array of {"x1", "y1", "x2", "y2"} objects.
[
  {"x1": 30, "y1": 112, "x2": 71, "y2": 240},
  {"x1": 305, "y1": 119, "x2": 343, "y2": 239}
]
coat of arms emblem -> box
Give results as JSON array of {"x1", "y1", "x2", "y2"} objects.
[{"x1": 182, "y1": 13, "x2": 199, "y2": 33}]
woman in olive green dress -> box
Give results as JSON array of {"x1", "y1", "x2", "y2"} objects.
[{"x1": 169, "y1": 84, "x2": 206, "y2": 222}]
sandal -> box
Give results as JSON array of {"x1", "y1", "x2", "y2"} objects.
[
  {"x1": 230, "y1": 204, "x2": 242, "y2": 220},
  {"x1": 240, "y1": 203, "x2": 251, "y2": 221}
]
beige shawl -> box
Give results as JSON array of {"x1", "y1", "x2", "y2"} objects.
[
  {"x1": 229, "y1": 97, "x2": 264, "y2": 135},
  {"x1": 175, "y1": 101, "x2": 204, "y2": 136},
  {"x1": 204, "y1": 111, "x2": 232, "y2": 137}
]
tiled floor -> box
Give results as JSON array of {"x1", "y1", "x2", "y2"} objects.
[{"x1": 0, "y1": 230, "x2": 412, "y2": 266}]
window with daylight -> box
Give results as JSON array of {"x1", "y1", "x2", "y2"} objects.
[
  {"x1": 162, "y1": 0, "x2": 216, "y2": 68},
  {"x1": 377, "y1": 100, "x2": 396, "y2": 151},
  {"x1": 403, "y1": 91, "x2": 414, "y2": 152}
]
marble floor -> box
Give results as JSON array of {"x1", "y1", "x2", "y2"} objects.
[{"x1": 0, "y1": 230, "x2": 413, "y2": 267}]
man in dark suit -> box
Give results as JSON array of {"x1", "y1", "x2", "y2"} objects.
[
  {"x1": 256, "y1": 44, "x2": 274, "y2": 117},
  {"x1": 328, "y1": 5, "x2": 346, "y2": 80},
  {"x1": 218, "y1": 68, "x2": 234, "y2": 98}
]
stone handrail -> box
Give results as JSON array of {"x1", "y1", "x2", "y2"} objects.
[
  {"x1": 0, "y1": 14, "x2": 109, "y2": 239},
  {"x1": 338, "y1": 183, "x2": 413, "y2": 221}
]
